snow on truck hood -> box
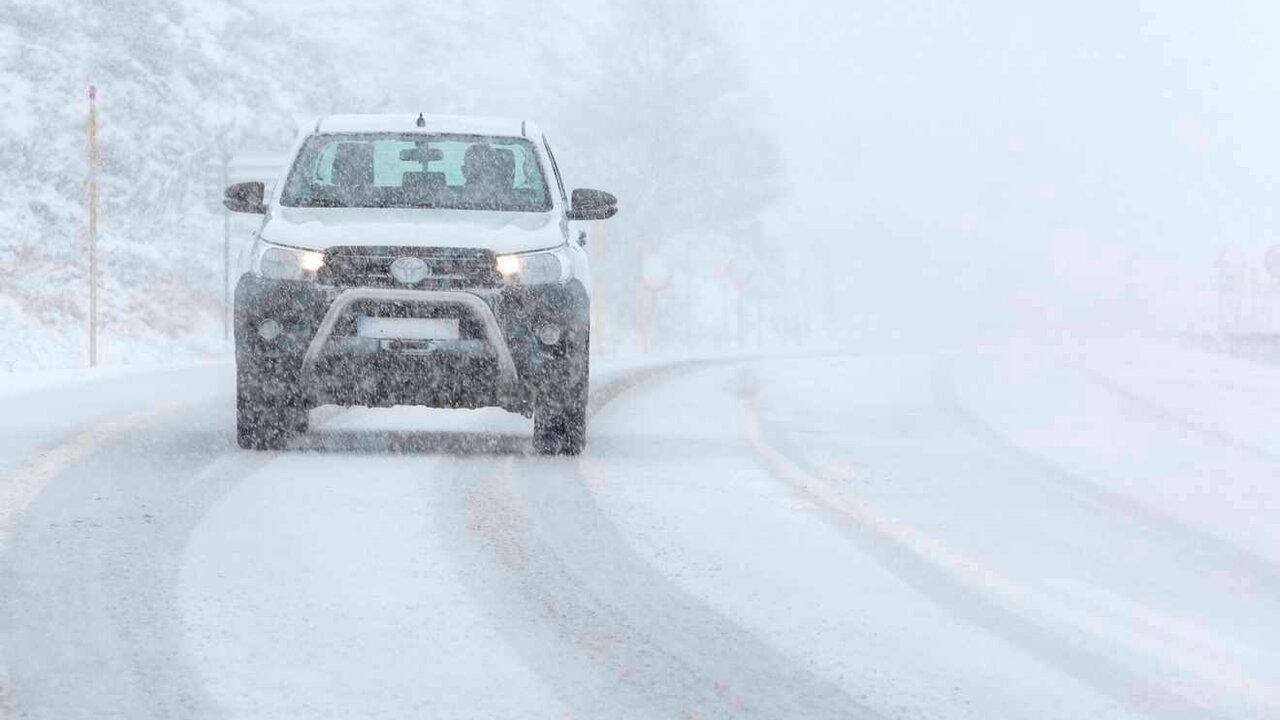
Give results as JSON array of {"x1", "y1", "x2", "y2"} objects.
[{"x1": 261, "y1": 206, "x2": 567, "y2": 254}]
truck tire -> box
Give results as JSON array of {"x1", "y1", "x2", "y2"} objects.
[
  {"x1": 236, "y1": 358, "x2": 308, "y2": 450},
  {"x1": 533, "y1": 341, "x2": 589, "y2": 456}
]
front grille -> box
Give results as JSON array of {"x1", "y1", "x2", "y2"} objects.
[{"x1": 319, "y1": 246, "x2": 501, "y2": 289}]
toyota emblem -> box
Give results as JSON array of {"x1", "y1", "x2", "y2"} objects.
[{"x1": 389, "y1": 256, "x2": 432, "y2": 285}]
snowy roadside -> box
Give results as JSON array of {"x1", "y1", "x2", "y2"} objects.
[
  {"x1": 0, "y1": 359, "x2": 230, "y2": 401},
  {"x1": 744, "y1": 349, "x2": 1280, "y2": 718},
  {"x1": 1070, "y1": 336, "x2": 1280, "y2": 455},
  {"x1": 944, "y1": 337, "x2": 1280, "y2": 566}
]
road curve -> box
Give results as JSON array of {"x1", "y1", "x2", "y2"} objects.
[{"x1": 2, "y1": 350, "x2": 1277, "y2": 719}]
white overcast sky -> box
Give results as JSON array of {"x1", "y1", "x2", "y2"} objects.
[
  {"x1": 718, "y1": 1, "x2": 1280, "y2": 240},
  {"x1": 708, "y1": 1, "x2": 1280, "y2": 329}
]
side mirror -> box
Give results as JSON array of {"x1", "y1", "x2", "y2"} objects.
[
  {"x1": 224, "y1": 181, "x2": 265, "y2": 214},
  {"x1": 567, "y1": 188, "x2": 618, "y2": 221}
]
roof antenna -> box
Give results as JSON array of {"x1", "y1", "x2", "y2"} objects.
[{"x1": 415, "y1": 113, "x2": 426, "y2": 128}]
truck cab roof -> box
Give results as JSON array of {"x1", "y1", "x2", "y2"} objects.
[{"x1": 312, "y1": 113, "x2": 537, "y2": 138}]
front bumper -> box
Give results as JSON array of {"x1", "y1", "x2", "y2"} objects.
[
  {"x1": 234, "y1": 275, "x2": 589, "y2": 410},
  {"x1": 301, "y1": 288, "x2": 518, "y2": 383}
]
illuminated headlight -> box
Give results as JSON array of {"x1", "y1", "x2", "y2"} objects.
[
  {"x1": 256, "y1": 241, "x2": 325, "y2": 281},
  {"x1": 494, "y1": 247, "x2": 566, "y2": 286}
]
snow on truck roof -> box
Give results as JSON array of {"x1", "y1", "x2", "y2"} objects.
[{"x1": 313, "y1": 113, "x2": 534, "y2": 137}]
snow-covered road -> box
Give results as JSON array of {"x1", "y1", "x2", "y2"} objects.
[{"x1": 2, "y1": 342, "x2": 1278, "y2": 719}]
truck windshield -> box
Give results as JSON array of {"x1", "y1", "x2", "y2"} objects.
[{"x1": 279, "y1": 133, "x2": 552, "y2": 212}]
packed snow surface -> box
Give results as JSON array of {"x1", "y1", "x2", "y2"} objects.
[{"x1": 1, "y1": 339, "x2": 1277, "y2": 718}]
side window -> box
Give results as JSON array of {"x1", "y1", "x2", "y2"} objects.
[
  {"x1": 313, "y1": 142, "x2": 338, "y2": 183},
  {"x1": 542, "y1": 137, "x2": 568, "y2": 206}
]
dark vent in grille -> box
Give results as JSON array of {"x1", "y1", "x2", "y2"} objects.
[{"x1": 319, "y1": 246, "x2": 500, "y2": 288}]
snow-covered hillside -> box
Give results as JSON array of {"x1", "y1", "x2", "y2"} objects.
[{"x1": 0, "y1": 0, "x2": 347, "y2": 369}]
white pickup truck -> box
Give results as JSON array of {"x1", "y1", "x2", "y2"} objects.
[{"x1": 223, "y1": 113, "x2": 617, "y2": 454}]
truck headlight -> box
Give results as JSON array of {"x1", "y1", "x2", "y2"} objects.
[
  {"x1": 495, "y1": 246, "x2": 566, "y2": 286},
  {"x1": 256, "y1": 241, "x2": 325, "y2": 281}
]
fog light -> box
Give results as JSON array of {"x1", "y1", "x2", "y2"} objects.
[
  {"x1": 536, "y1": 323, "x2": 562, "y2": 346},
  {"x1": 257, "y1": 319, "x2": 282, "y2": 341}
]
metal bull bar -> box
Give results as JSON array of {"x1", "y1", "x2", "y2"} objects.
[{"x1": 299, "y1": 288, "x2": 518, "y2": 383}]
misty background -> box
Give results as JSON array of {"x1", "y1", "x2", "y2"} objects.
[{"x1": 2, "y1": 0, "x2": 1277, "y2": 370}]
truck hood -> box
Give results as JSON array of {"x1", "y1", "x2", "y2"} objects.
[{"x1": 261, "y1": 206, "x2": 567, "y2": 254}]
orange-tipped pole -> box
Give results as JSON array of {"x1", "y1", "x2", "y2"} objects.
[{"x1": 87, "y1": 85, "x2": 99, "y2": 367}]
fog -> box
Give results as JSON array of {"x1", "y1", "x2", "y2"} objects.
[
  {"x1": 723, "y1": 1, "x2": 1280, "y2": 343},
  {"x1": 6, "y1": 5, "x2": 1280, "y2": 717},
  {"x1": 3, "y1": 0, "x2": 1278, "y2": 366}
]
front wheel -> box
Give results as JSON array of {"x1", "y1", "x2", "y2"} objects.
[
  {"x1": 533, "y1": 342, "x2": 589, "y2": 456},
  {"x1": 236, "y1": 358, "x2": 309, "y2": 450}
]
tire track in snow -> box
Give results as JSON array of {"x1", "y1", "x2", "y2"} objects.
[
  {"x1": 0, "y1": 358, "x2": 709, "y2": 719},
  {"x1": 0, "y1": 396, "x2": 346, "y2": 719},
  {"x1": 932, "y1": 365, "x2": 1280, "y2": 602},
  {"x1": 0, "y1": 401, "x2": 190, "y2": 543},
  {"x1": 742, "y1": 381, "x2": 1273, "y2": 720},
  {"x1": 587, "y1": 358, "x2": 720, "y2": 416},
  {"x1": 0, "y1": 397, "x2": 211, "y2": 720},
  {"x1": 0, "y1": 398, "x2": 260, "y2": 720},
  {"x1": 1071, "y1": 361, "x2": 1280, "y2": 466},
  {"x1": 441, "y1": 359, "x2": 880, "y2": 719}
]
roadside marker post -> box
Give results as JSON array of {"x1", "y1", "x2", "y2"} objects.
[
  {"x1": 87, "y1": 86, "x2": 99, "y2": 368},
  {"x1": 714, "y1": 259, "x2": 752, "y2": 350},
  {"x1": 1265, "y1": 244, "x2": 1280, "y2": 281},
  {"x1": 638, "y1": 247, "x2": 671, "y2": 355},
  {"x1": 221, "y1": 156, "x2": 230, "y2": 341}
]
